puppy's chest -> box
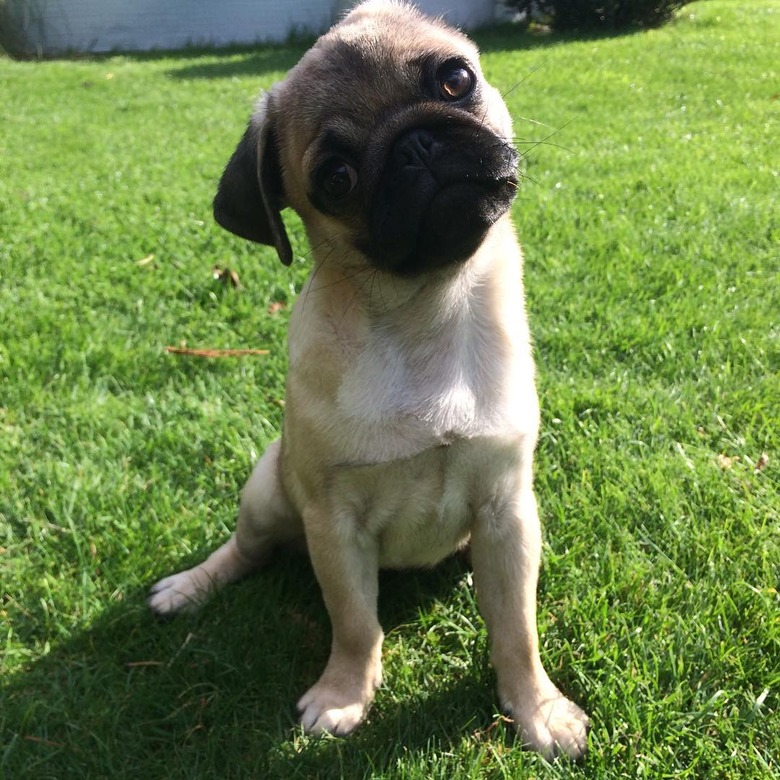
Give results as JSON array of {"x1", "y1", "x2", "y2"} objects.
[
  {"x1": 329, "y1": 437, "x2": 517, "y2": 569},
  {"x1": 335, "y1": 319, "x2": 526, "y2": 455}
]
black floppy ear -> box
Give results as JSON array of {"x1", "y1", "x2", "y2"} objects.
[{"x1": 213, "y1": 93, "x2": 293, "y2": 266}]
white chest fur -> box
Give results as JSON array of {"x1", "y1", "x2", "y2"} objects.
[{"x1": 335, "y1": 287, "x2": 525, "y2": 445}]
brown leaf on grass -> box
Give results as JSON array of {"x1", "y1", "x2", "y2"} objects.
[
  {"x1": 472, "y1": 713, "x2": 515, "y2": 741},
  {"x1": 23, "y1": 736, "x2": 65, "y2": 748},
  {"x1": 165, "y1": 346, "x2": 269, "y2": 358},
  {"x1": 755, "y1": 452, "x2": 769, "y2": 472},
  {"x1": 268, "y1": 301, "x2": 286, "y2": 315},
  {"x1": 125, "y1": 661, "x2": 165, "y2": 668},
  {"x1": 212, "y1": 265, "x2": 241, "y2": 288},
  {"x1": 717, "y1": 453, "x2": 739, "y2": 470}
]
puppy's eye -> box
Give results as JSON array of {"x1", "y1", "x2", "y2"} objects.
[
  {"x1": 436, "y1": 60, "x2": 475, "y2": 101},
  {"x1": 317, "y1": 159, "x2": 358, "y2": 199}
]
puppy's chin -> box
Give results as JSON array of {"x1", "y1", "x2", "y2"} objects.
[
  {"x1": 372, "y1": 181, "x2": 516, "y2": 275},
  {"x1": 361, "y1": 125, "x2": 519, "y2": 276}
]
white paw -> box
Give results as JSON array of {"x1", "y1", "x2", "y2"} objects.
[
  {"x1": 505, "y1": 688, "x2": 589, "y2": 760},
  {"x1": 147, "y1": 567, "x2": 212, "y2": 615},
  {"x1": 297, "y1": 689, "x2": 367, "y2": 736},
  {"x1": 296, "y1": 670, "x2": 380, "y2": 737},
  {"x1": 148, "y1": 537, "x2": 258, "y2": 616}
]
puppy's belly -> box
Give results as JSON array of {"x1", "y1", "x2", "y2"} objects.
[{"x1": 326, "y1": 436, "x2": 519, "y2": 569}]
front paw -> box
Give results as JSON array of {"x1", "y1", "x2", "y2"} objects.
[
  {"x1": 297, "y1": 685, "x2": 368, "y2": 736},
  {"x1": 296, "y1": 661, "x2": 382, "y2": 737},
  {"x1": 503, "y1": 686, "x2": 589, "y2": 760}
]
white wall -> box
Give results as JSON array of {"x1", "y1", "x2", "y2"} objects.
[
  {"x1": 332, "y1": 0, "x2": 497, "y2": 29},
  {"x1": 3, "y1": 0, "x2": 497, "y2": 56}
]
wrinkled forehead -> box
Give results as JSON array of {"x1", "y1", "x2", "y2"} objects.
[
  {"x1": 317, "y1": 2, "x2": 480, "y2": 79},
  {"x1": 273, "y1": 8, "x2": 481, "y2": 142}
]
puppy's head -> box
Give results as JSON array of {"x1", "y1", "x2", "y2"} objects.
[{"x1": 214, "y1": 0, "x2": 518, "y2": 275}]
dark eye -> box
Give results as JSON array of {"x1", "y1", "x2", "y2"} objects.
[
  {"x1": 436, "y1": 60, "x2": 475, "y2": 101},
  {"x1": 317, "y1": 159, "x2": 358, "y2": 199}
]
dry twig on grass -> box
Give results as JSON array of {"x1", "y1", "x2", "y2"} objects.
[{"x1": 165, "y1": 346, "x2": 269, "y2": 358}]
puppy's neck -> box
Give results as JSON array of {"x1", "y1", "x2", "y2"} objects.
[{"x1": 302, "y1": 217, "x2": 519, "y2": 328}]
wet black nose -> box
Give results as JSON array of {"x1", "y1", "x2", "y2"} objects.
[{"x1": 395, "y1": 128, "x2": 442, "y2": 167}]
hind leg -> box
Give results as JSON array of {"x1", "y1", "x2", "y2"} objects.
[{"x1": 148, "y1": 439, "x2": 302, "y2": 615}]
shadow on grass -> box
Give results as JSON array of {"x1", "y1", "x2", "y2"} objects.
[
  {"x1": 474, "y1": 23, "x2": 645, "y2": 54},
  {"x1": 165, "y1": 44, "x2": 306, "y2": 81},
  {"x1": 157, "y1": 22, "x2": 646, "y2": 82},
  {"x1": 1, "y1": 550, "x2": 516, "y2": 779}
]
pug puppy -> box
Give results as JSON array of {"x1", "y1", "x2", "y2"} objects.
[{"x1": 148, "y1": 0, "x2": 589, "y2": 760}]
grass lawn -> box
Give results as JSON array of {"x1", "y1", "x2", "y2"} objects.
[{"x1": 1, "y1": 1, "x2": 778, "y2": 777}]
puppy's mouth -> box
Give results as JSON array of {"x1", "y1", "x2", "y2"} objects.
[{"x1": 363, "y1": 125, "x2": 518, "y2": 275}]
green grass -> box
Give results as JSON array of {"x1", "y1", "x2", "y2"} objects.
[{"x1": 1, "y1": 1, "x2": 778, "y2": 777}]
